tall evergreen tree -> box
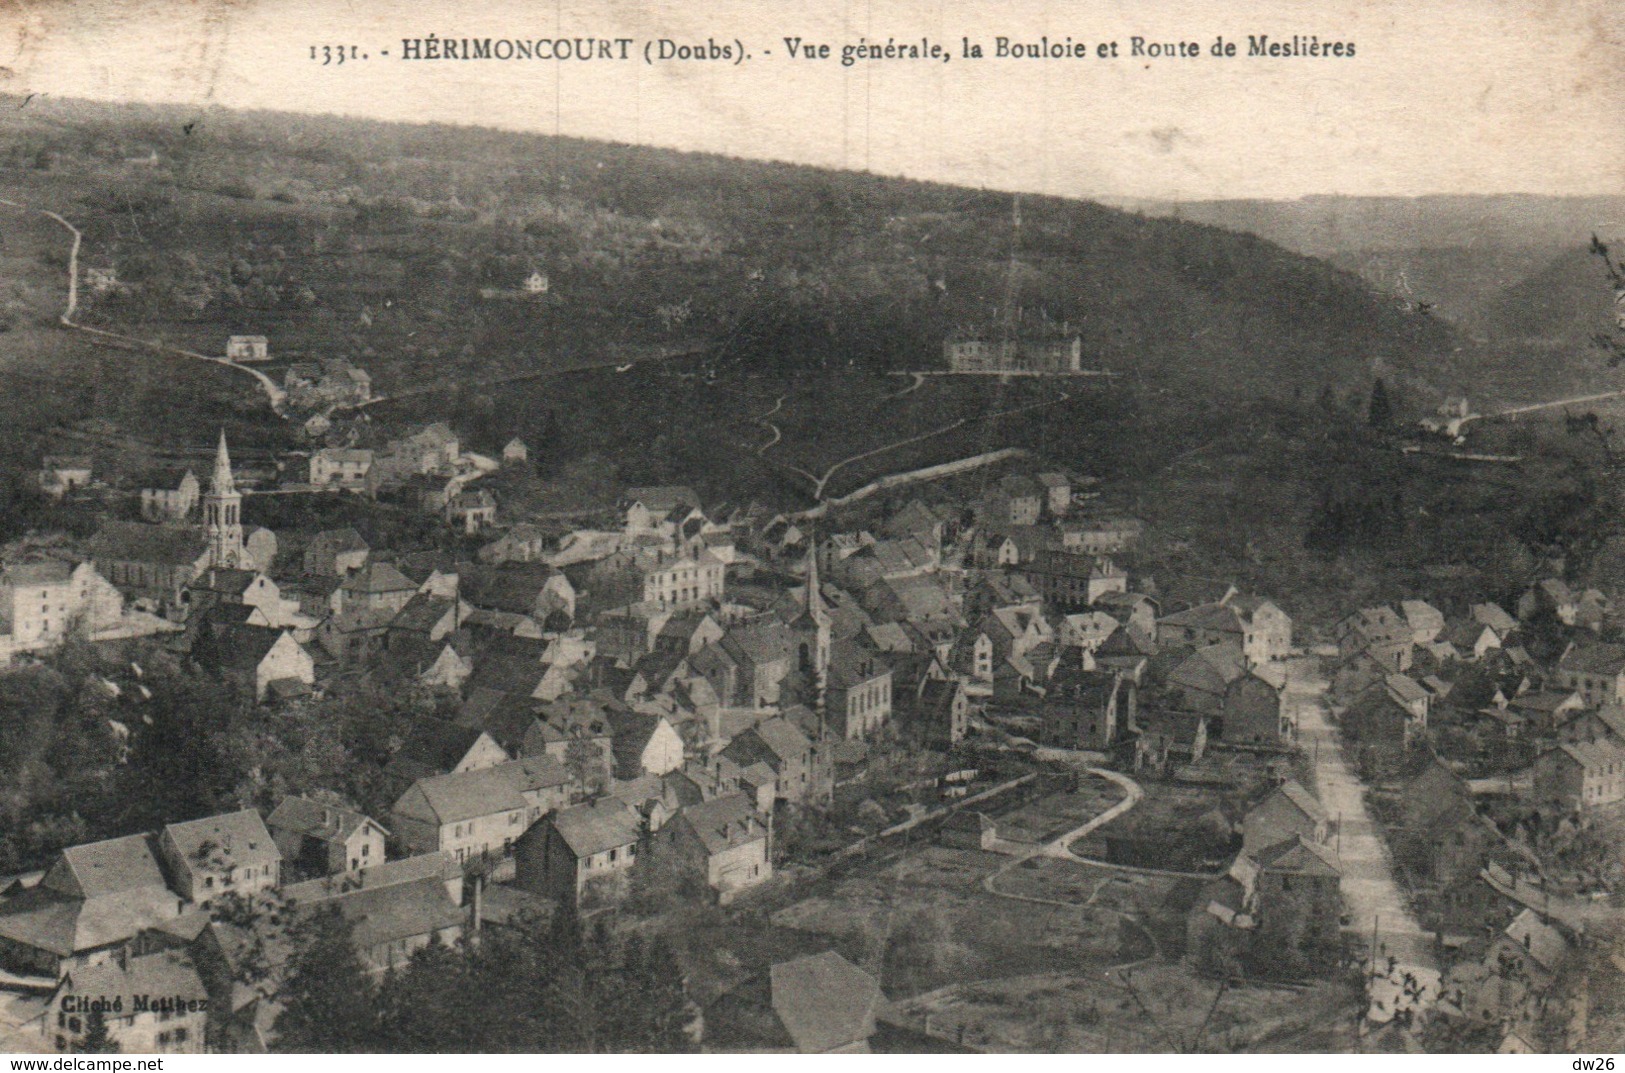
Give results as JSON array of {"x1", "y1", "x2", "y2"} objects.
[
  {"x1": 273, "y1": 905, "x2": 380, "y2": 1052},
  {"x1": 77, "y1": 1009, "x2": 119, "y2": 1054},
  {"x1": 1367, "y1": 376, "x2": 1393, "y2": 428}
]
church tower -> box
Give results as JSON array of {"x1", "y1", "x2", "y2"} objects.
[
  {"x1": 204, "y1": 430, "x2": 244, "y2": 569},
  {"x1": 796, "y1": 538, "x2": 832, "y2": 735}
]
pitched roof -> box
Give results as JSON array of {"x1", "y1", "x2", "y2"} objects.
[
  {"x1": 341, "y1": 561, "x2": 418, "y2": 596},
  {"x1": 265, "y1": 797, "x2": 383, "y2": 844},
  {"x1": 391, "y1": 719, "x2": 494, "y2": 777},
  {"x1": 1558, "y1": 641, "x2": 1625, "y2": 677},
  {"x1": 61, "y1": 949, "x2": 206, "y2": 1008},
  {"x1": 163, "y1": 809, "x2": 280, "y2": 873},
  {"x1": 45, "y1": 833, "x2": 169, "y2": 900},
  {"x1": 769, "y1": 951, "x2": 881, "y2": 1053},
  {"x1": 1, "y1": 560, "x2": 76, "y2": 586},
  {"x1": 623, "y1": 485, "x2": 701, "y2": 514},
  {"x1": 546, "y1": 800, "x2": 643, "y2": 857},
  {"x1": 1263, "y1": 780, "x2": 1328, "y2": 826},
  {"x1": 1160, "y1": 602, "x2": 1245, "y2": 635},
  {"x1": 1502, "y1": 907, "x2": 1569, "y2": 972},
  {"x1": 728, "y1": 717, "x2": 812, "y2": 766},
  {"x1": 674, "y1": 794, "x2": 767, "y2": 855},
  {"x1": 88, "y1": 520, "x2": 208, "y2": 566},
  {"x1": 1471, "y1": 602, "x2": 1518, "y2": 634},
  {"x1": 397, "y1": 757, "x2": 570, "y2": 825},
  {"x1": 1255, "y1": 834, "x2": 1341, "y2": 878}
]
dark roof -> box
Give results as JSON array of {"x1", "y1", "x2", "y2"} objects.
[
  {"x1": 88, "y1": 520, "x2": 208, "y2": 566},
  {"x1": 391, "y1": 720, "x2": 495, "y2": 779},
  {"x1": 266, "y1": 797, "x2": 382, "y2": 844},
  {"x1": 546, "y1": 800, "x2": 643, "y2": 857}
]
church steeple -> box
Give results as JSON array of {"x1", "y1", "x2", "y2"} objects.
[
  {"x1": 800, "y1": 536, "x2": 831, "y2": 738},
  {"x1": 211, "y1": 429, "x2": 236, "y2": 497},
  {"x1": 203, "y1": 429, "x2": 244, "y2": 569}
]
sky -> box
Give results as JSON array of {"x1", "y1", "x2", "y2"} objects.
[{"x1": 0, "y1": 0, "x2": 1621, "y2": 201}]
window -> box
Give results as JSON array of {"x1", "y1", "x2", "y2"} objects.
[
  {"x1": 69, "y1": 1017, "x2": 82, "y2": 1033},
  {"x1": 609, "y1": 848, "x2": 617, "y2": 862}
]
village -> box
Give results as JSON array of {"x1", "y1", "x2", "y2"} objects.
[{"x1": 1, "y1": 352, "x2": 1621, "y2": 1055}]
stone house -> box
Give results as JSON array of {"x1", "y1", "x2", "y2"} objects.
[
  {"x1": 266, "y1": 797, "x2": 388, "y2": 878},
  {"x1": 515, "y1": 799, "x2": 643, "y2": 907},
  {"x1": 652, "y1": 794, "x2": 772, "y2": 903},
  {"x1": 158, "y1": 810, "x2": 281, "y2": 908}
]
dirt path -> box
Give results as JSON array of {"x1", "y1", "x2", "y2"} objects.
[
  {"x1": 0, "y1": 197, "x2": 290, "y2": 415},
  {"x1": 982, "y1": 765, "x2": 1142, "y2": 894}
]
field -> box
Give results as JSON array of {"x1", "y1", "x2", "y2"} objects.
[
  {"x1": 992, "y1": 781, "x2": 1125, "y2": 845},
  {"x1": 892, "y1": 964, "x2": 1363, "y2": 1052}
]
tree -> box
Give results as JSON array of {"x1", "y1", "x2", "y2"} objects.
[
  {"x1": 76, "y1": 1009, "x2": 119, "y2": 1054},
  {"x1": 1367, "y1": 377, "x2": 1392, "y2": 428},
  {"x1": 272, "y1": 905, "x2": 380, "y2": 1052}
]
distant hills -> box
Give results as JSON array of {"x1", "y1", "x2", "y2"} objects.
[
  {"x1": 0, "y1": 97, "x2": 1457, "y2": 408},
  {"x1": 1105, "y1": 193, "x2": 1625, "y2": 352}
]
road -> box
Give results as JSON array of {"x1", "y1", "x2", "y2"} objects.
[{"x1": 1283, "y1": 657, "x2": 1439, "y2": 1029}]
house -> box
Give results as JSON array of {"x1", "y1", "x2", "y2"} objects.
[
  {"x1": 1507, "y1": 689, "x2": 1584, "y2": 731},
  {"x1": 1341, "y1": 685, "x2": 1424, "y2": 762},
  {"x1": 1091, "y1": 591, "x2": 1159, "y2": 639},
  {"x1": 1022, "y1": 550, "x2": 1127, "y2": 608},
  {"x1": 1555, "y1": 640, "x2": 1625, "y2": 707},
  {"x1": 224, "y1": 335, "x2": 269, "y2": 362},
  {"x1": 309, "y1": 448, "x2": 373, "y2": 491},
  {"x1": 1446, "y1": 620, "x2": 1502, "y2": 661},
  {"x1": 912, "y1": 677, "x2": 969, "y2": 747},
  {"x1": 1332, "y1": 606, "x2": 1414, "y2": 671},
  {"x1": 1557, "y1": 703, "x2": 1625, "y2": 747},
  {"x1": 1036, "y1": 472, "x2": 1072, "y2": 516},
  {"x1": 390, "y1": 756, "x2": 574, "y2": 867},
  {"x1": 37, "y1": 456, "x2": 92, "y2": 499},
  {"x1": 690, "y1": 619, "x2": 799, "y2": 710},
  {"x1": 1041, "y1": 668, "x2": 1127, "y2": 750},
  {"x1": 704, "y1": 951, "x2": 882, "y2": 1053},
  {"x1": 368, "y1": 422, "x2": 461, "y2": 489},
  {"x1": 185, "y1": 568, "x2": 304, "y2": 630},
  {"x1": 192, "y1": 623, "x2": 314, "y2": 702},
  {"x1": 1399, "y1": 600, "x2": 1446, "y2": 644},
  {"x1": 1060, "y1": 515, "x2": 1144, "y2": 555},
  {"x1": 1241, "y1": 781, "x2": 1328, "y2": 851},
  {"x1": 46, "y1": 948, "x2": 208, "y2": 1053},
  {"x1": 0, "y1": 834, "x2": 184, "y2": 980},
  {"x1": 140, "y1": 469, "x2": 200, "y2": 522},
  {"x1": 460, "y1": 563, "x2": 576, "y2": 625},
  {"x1": 1472, "y1": 602, "x2": 1519, "y2": 638},
  {"x1": 586, "y1": 546, "x2": 725, "y2": 613},
  {"x1": 0, "y1": 560, "x2": 125, "y2": 658},
  {"x1": 1221, "y1": 672, "x2": 1292, "y2": 745},
  {"x1": 265, "y1": 797, "x2": 388, "y2": 878},
  {"x1": 524, "y1": 270, "x2": 549, "y2": 294},
  {"x1": 478, "y1": 523, "x2": 554, "y2": 565},
  {"x1": 621, "y1": 485, "x2": 703, "y2": 540},
  {"x1": 880, "y1": 499, "x2": 949, "y2": 554},
  {"x1": 446, "y1": 488, "x2": 498, "y2": 534},
  {"x1": 977, "y1": 474, "x2": 1043, "y2": 528},
  {"x1": 514, "y1": 799, "x2": 643, "y2": 907},
  {"x1": 1163, "y1": 644, "x2": 1248, "y2": 714},
  {"x1": 720, "y1": 717, "x2": 832, "y2": 806},
  {"x1": 1490, "y1": 908, "x2": 1570, "y2": 991},
  {"x1": 158, "y1": 810, "x2": 280, "y2": 907},
  {"x1": 606, "y1": 709, "x2": 686, "y2": 780},
  {"x1": 88, "y1": 521, "x2": 213, "y2": 614},
  {"x1": 652, "y1": 794, "x2": 772, "y2": 902},
  {"x1": 825, "y1": 642, "x2": 892, "y2": 741},
  {"x1": 1161, "y1": 597, "x2": 1291, "y2": 666},
  {"x1": 302, "y1": 528, "x2": 369, "y2": 577},
  {"x1": 384, "y1": 720, "x2": 510, "y2": 788},
  {"x1": 1533, "y1": 741, "x2": 1625, "y2": 812},
  {"x1": 502, "y1": 438, "x2": 529, "y2": 465}
]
